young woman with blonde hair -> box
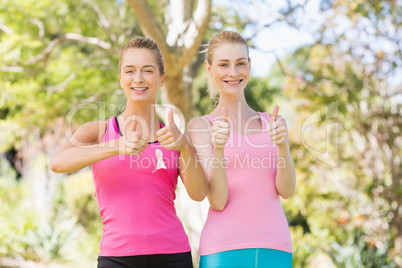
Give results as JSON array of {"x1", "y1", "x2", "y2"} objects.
[
  {"x1": 189, "y1": 31, "x2": 296, "y2": 268},
  {"x1": 51, "y1": 37, "x2": 207, "y2": 268}
]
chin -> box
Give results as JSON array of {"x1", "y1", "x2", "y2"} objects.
[
  {"x1": 220, "y1": 87, "x2": 245, "y2": 95},
  {"x1": 129, "y1": 95, "x2": 157, "y2": 103}
]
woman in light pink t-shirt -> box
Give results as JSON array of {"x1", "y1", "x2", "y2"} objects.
[
  {"x1": 50, "y1": 37, "x2": 207, "y2": 268},
  {"x1": 189, "y1": 31, "x2": 296, "y2": 268}
]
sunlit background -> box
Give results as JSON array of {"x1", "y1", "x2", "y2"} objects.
[{"x1": 0, "y1": 0, "x2": 401, "y2": 267}]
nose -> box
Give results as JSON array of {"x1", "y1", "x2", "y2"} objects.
[
  {"x1": 133, "y1": 71, "x2": 144, "y2": 83},
  {"x1": 228, "y1": 65, "x2": 239, "y2": 77}
]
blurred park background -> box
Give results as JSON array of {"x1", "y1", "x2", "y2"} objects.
[{"x1": 0, "y1": 0, "x2": 401, "y2": 267}]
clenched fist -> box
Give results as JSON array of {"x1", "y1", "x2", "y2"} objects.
[
  {"x1": 268, "y1": 105, "x2": 288, "y2": 147},
  {"x1": 156, "y1": 109, "x2": 187, "y2": 151},
  {"x1": 118, "y1": 115, "x2": 148, "y2": 155},
  {"x1": 211, "y1": 107, "x2": 230, "y2": 149}
]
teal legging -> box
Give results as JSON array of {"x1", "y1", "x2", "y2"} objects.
[{"x1": 199, "y1": 248, "x2": 293, "y2": 268}]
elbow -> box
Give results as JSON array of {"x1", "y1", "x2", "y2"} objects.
[
  {"x1": 279, "y1": 189, "x2": 295, "y2": 199},
  {"x1": 209, "y1": 199, "x2": 228, "y2": 211},
  {"x1": 211, "y1": 203, "x2": 226, "y2": 211},
  {"x1": 49, "y1": 158, "x2": 64, "y2": 173},
  {"x1": 187, "y1": 177, "x2": 208, "y2": 202},
  {"x1": 280, "y1": 193, "x2": 291, "y2": 199},
  {"x1": 190, "y1": 191, "x2": 207, "y2": 202},
  {"x1": 49, "y1": 158, "x2": 58, "y2": 173},
  {"x1": 207, "y1": 186, "x2": 229, "y2": 211}
]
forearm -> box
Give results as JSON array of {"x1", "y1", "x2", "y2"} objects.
[
  {"x1": 206, "y1": 148, "x2": 229, "y2": 210},
  {"x1": 179, "y1": 140, "x2": 208, "y2": 201},
  {"x1": 50, "y1": 141, "x2": 118, "y2": 173},
  {"x1": 275, "y1": 144, "x2": 296, "y2": 199}
]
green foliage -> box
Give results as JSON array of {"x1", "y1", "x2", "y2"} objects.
[
  {"x1": 0, "y1": 0, "x2": 141, "y2": 151},
  {"x1": 328, "y1": 231, "x2": 396, "y2": 268},
  {"x1": 244, "y1": 76, "x2": 281, "y2": 112},
  {"x1": 192, "y1": 71, "x2": 215, "y2": 116},
  {"x1": 290, "y1": 226, "x2": 320, "y2": 267},
  {"x1": 1, "y1": 0, "x2": 400, "y2": 266},
  {"x1": 0, "y1": 161, "x2": 37, "y2": 258},
  {"x1": 22, "y1": 208, "x2": 83, "y2": 262},
  {"x1": 63, "y1": 171, "x2": 103, "y2": 244},
  {"x1": 0, "y1": 158, "x2": 98, "y2": 265},
  {"x1": 277, "y1": 1, "x2": 401, "y2": 266}
]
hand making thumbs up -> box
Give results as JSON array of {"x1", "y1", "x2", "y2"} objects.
[
  {"x1": 119, "y1": 115, "x2": 149, "y2": 155},
  {"x1": 211, "y1": 107, "x2": 230, "y2": 149},
  {"x1": 157, "y1": 109, "x2": 187, "y2": 150},
  {"x1": 268, "y1": 105, "x2": 288, "y2": 147}
]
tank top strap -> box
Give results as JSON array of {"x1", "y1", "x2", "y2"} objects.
[
  {"x1": 102, "y1": 117, "x2": 164, "y2": 143},
  {"x1": 101, "y1": 117, "x2": 120, "y2": 143},
  {"x1": 201, "y1": 114, "x2": 216, "y2": 124},
  {"x1": 258, "y1": 112, "x2": 271, "y2": 129}
]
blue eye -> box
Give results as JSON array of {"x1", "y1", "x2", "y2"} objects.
[{"x1": 126, "y1": 70, "x2": 133, "y2": 73}]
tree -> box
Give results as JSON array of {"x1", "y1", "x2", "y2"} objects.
[
  {"x1": 275, "y1": 0, "x2": 401, "y2": 265},
  {"x1": 0, "y1": 0, "x2": 142, "y2": 212}
]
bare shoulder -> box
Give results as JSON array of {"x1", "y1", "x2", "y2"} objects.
[
  {"x1": 77, "y1": 121, "x2": 107, "y2": 138},
  {"x1": 188, "y1": 117, "x2": 212, "y2": 147},
  {"x1": 188, "y1": 117, "x2": 211, "y2": 129},
  {"x1": 63, "y1": 121, "x2": 107, "y2": 149}
]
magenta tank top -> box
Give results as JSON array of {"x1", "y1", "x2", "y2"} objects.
[
  {"x1": 91, "y1": 117, "x2": 190, "y2": 256},
  {"x1": 199, "y1": 112, "x2": 292, "y2": 255}
]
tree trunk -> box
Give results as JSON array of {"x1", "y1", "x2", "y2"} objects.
[{"x1": 164, "y1": 68, "x2": 193, "y2": 119}]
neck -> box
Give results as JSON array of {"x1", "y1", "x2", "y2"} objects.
[
  {"x1": 121, "y1": 101, "x2": 160, "y2": 129},
  {"x1": 216, "y1": 92, "x2": 253, "y2": 118}
]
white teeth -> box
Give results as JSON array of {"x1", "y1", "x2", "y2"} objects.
[
  {"x1": 226, "y1": 80, "x2": 241, "y2": 84},
  {"x1": 132, "y1": 87, "x2": 147, "y2": 91}
]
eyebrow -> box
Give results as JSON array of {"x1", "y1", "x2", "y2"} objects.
[
  {"x1": 216, "y1": 58, "x2": 248, "y2": 62},
  {"x1": 123, "y1": 65, "x2": 157, "y2": 69}
]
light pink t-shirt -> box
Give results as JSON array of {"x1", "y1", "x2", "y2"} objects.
[
  {"x1": 91, "y1": 117, "x2": 190, "y2": 256},
  {"x1": 199, "y1": 112, "x2": 292, "y2": 255}
]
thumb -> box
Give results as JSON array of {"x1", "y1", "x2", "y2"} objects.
[
  {"x1": 168, "y1": 109, "x2": 174, "y2": 126},
  {"x1": 222, "y1": 107, "x2": 228, "y2": 123},
  {"x1": 270, "y1": 105, "x2": 279, "y2": 124},
  {"x1": 131, "y1": 115, "x2": 138, "y2": 131}
]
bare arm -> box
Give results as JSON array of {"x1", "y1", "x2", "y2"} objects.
[
  {"x1": 178, "y1": 139, "x2": 207, "y2": 202},
  {"x1": 50, "y1": 117, "x2": 148, "y2": 173},
  {"x1": 50, "y1": 121, "x2": 114, "y2": 173},
  {"x1": 157, "y1": 109, "x2": 207, "y2": 202},
  {"x1": 269, "y1": 114, "x2": 296, "y2": 199},
  {"x1": 188, "y1": 117, "x2": 229, "y2": 211}
]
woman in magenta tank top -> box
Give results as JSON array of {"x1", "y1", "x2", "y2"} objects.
[
  {"x1": 50, "y1": 37, "x2": 207, "y2": 268},
  {"x1": 189, "y1": 31, "x2": 296, "y2": 267}
]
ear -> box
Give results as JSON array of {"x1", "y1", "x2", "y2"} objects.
[
  {"x1": 205, "y1": 61, "x2": 212, "y2": 77},
  {"x1": 248, "y1": 58, "x2": 251, "y2": 71},
  {"x1": 159, "y1": 73, "x2": 165, "y2": 87}
]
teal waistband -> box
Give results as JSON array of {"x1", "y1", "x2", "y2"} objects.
[{"x1": 199, "y1": 248, "x2": 293, "y2": 268}]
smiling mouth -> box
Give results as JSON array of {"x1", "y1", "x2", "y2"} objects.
[
  {"x1": 131, "y1": 87, "x2": 148, "y2": 91},
  {"x1": 224, "y1": 79, "x2": 243, "y2": 85}
]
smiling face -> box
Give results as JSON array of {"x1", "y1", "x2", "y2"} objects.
[
  {"x1": 206, "y1": 43, "x2": 251, "y2": 96},
  {"x1": 119, "y1": 48, "x2": 165, "y2": 103}
]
